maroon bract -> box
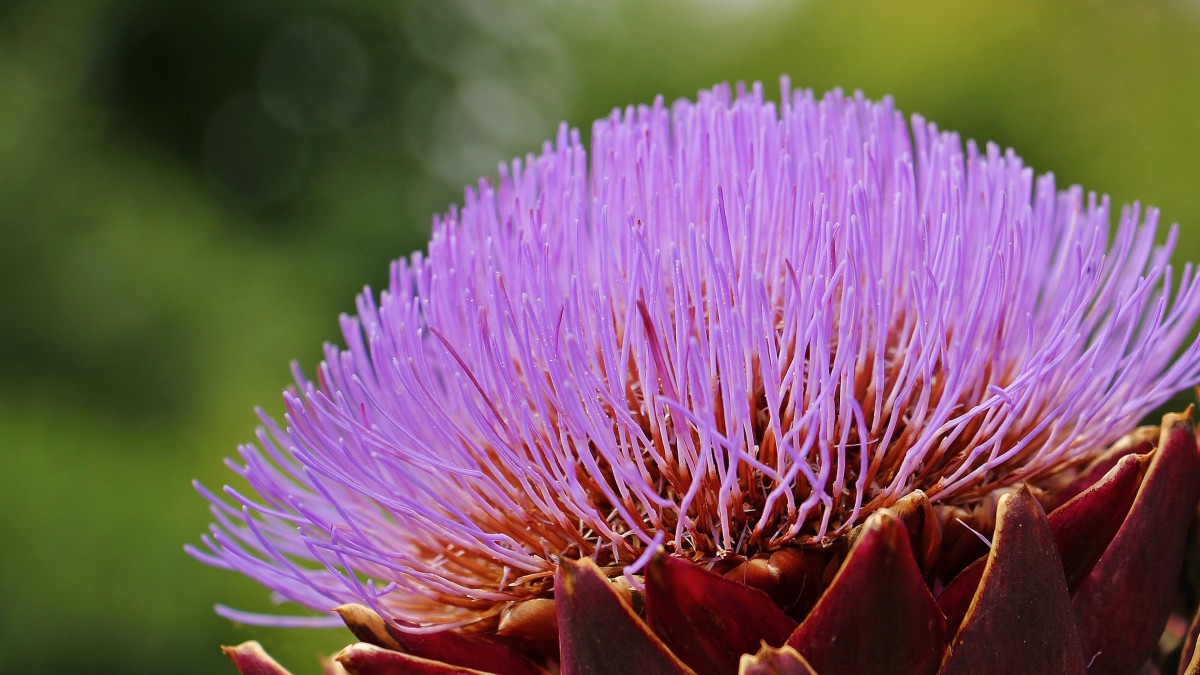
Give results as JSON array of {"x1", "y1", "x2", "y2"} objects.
[{"x1": 224, "y1": 412, "x2": 1200, "y2": 674}]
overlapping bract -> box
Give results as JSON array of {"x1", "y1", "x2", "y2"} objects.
[
  {"x1": 190, "y1": 82, "x2": 1200, "y2": 629},
  {"x1": 221, "y1": 412, "x2": 1200, "y2": 674}
]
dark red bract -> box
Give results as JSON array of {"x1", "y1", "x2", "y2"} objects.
[{"x1": 223, "y1": 411, "x2": 1200, "y2": 675}]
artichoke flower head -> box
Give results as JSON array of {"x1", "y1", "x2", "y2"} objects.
[{"x1": 193, "y1": 81, "x2": 1200, "y2": 675}]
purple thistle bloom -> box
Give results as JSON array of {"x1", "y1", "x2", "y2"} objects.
[{"x1": 189, "y1": 80, "x2": 1200, "y2": 632}]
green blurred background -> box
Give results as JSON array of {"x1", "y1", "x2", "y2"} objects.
[{"x1": 4, "y1": 0, "x2": 1200, "y2": 671}]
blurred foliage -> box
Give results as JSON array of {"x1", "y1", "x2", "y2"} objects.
[{"x1": 3, "y1": 0, "x2": 1200, "y2": 672}]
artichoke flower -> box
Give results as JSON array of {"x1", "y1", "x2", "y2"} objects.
[{"x1": 192, "y1": 82, "x2": 1200, "y2": 674}]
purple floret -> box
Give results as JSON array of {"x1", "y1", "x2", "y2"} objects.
[{"x1": 189, "y1": 80, "x2": 1200, "y2": 630}]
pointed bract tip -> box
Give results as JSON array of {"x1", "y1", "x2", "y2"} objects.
[
  {"x1": 320, "y1": 655, "x2": 350, "y2": 675},
  {"x1": 940, "y1": 480, "x2": 1086, "y2": 675},
  {"x1": 787, "y1": 508, "x2": 946, "y2": 675},
  {"x1": 334, "y1": 604, "x2": 402, "y2": 651},
  {"x1": 738, "y1": 644, "x2": 818, "y2": 675},
  {"x1": 222, "y1": 641, "x2": 294, "y2": 675},
  {"x1": 1165, "y1": 404, "x2": 1195, "y2": 430}
]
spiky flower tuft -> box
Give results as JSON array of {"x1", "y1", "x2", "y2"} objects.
[{"x1": 190, "y1": 81, "x2": 1200, "y2": 633}]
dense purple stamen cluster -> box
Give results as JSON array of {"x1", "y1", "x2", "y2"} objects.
[{"x1": 190, "y1": 81, "x2": 1200, "y2": 630}]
